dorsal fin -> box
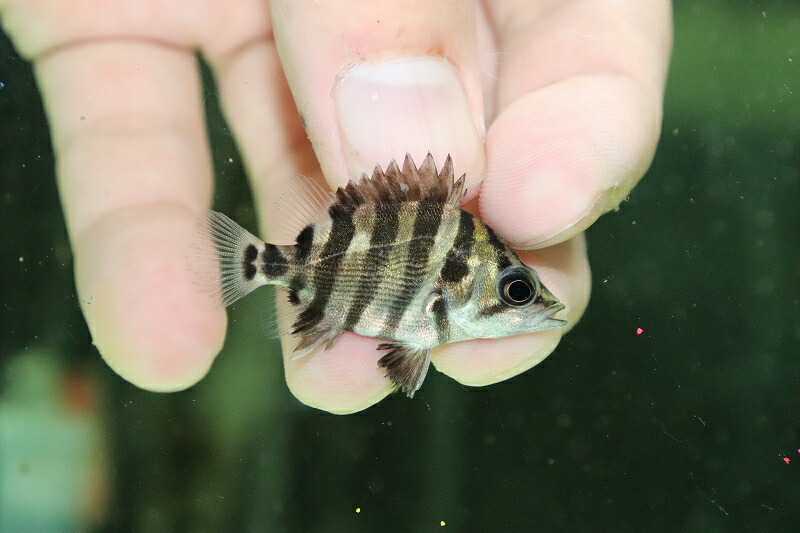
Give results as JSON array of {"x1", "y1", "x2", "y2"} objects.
[
  {"x1": 332, "y1": 153, "x2": 467, "y2": 208},
  {"x1": 267, "y1": 174, "x2": 336, "y2": 245}
]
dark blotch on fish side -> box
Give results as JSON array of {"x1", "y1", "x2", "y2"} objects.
[
  {"x1": 295, "y1": 225, "x2": 314, "y2": 263},
  {"x1": 440, "y1": 257, "x2": 469, "y2": 283},
  {"x1": 243, "y1": 244, "x2": 258, "y2": 281},
  {"x1": 478, "y1": 302, "x2": 507, "y2": 317},
  {"x1": 430, "y1": 293, "x2": 450, "y2": 345},
  {"x1": 294, "y1": 203, "x2": 357, "y2": 334},
  {"x1": 440, "y1": 210, "x2": 474, "y2": 283},
  {"x1": 485, "y1": 226, "x2": 512, "y2": 270},
  {"x1": 262, "y1": 243, "x2": 289, "y2": 277},
  {"x1": 288, "y1": 289, "x2": 301, "y2": 305},
  {"x1": 343, "y1": 202, "x2": 401, "y2": 330},
  {"x1": 288, "y1": 275, "x2": 305, "y2": 306},
  {"x1": 381, "y1": 200, "x2": 445, "y2": 337}
]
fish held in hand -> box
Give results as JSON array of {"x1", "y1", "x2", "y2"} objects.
[{"x1": 195, "y1": 154, "x2": 565, "y2": 397}]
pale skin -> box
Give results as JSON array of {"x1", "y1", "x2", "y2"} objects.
[{"x1": 0, "y1": 1, "x2": 672, "y2": 413}]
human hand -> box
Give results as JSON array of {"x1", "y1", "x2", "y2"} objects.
[{"x1": 0, "y1": 0, "x2": 671, "y2": 413}]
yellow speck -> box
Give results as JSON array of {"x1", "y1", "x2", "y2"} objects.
[
  {"x1": 356, "y1": 507, "x2": 361, "y2": 513},
  {"x1": 440, "y1": 520, "x2": 446, "y2": 526}
]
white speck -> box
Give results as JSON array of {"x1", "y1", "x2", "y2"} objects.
[
  {"x1": 371, "y1": 93, "x2": 379, "y2": 102},
  {"x1": 18, "y1": 256, "x2": 23, "y2": 262},
  {"x1": 228, "y1": 157, "x2": 233, "y2": 163}
]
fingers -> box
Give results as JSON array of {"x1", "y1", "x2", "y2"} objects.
[
  {"x1": 275, "y1": 236, "x2": 590, "y2": 412},
  {"x1": 203, "y1": 3, "x2": 388, "y2": 413},
  {"x1": 243, "y1": 0, "x2": 491, "y2": 412},
  {"x1": 32, "y1": 41, "x2": 226, "y2": 392},
  {"x1": 1, "y1": 0, "x2": 240, "y2": 392},
  {"x1": 200, "y1": 5, "x2": 319, "y2": 234},
  {"x1": 276, "y1": 297, "x2": 394, "y2": 414},
  {"x1": 268, "y1": 0, "x2": 487, "y2": 194},
  {"x1": 479, "y1": 0, "x2": 672, "y2": 249},
  {"x1": 432, "y1": 235, "x2": 590, "y2": 385}
]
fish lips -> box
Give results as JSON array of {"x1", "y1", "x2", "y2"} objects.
[{"x1": 538, "y1": 302, "x2": 567, "y2": 329}]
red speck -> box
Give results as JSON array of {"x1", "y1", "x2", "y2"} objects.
[
  {"x1": 784, "y1": 457, "x2": 791, "y2": 464},
  {"x1": 62, "y1": 371, "x2": 96, "y2": 415},
  {"x1": 636, "y1": 328, "x2": 644, "y2": 335}
]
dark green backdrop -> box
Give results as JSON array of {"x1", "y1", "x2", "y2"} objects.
[{"x1": 1, "y1": 2, "x2": 798, "y2": 532}]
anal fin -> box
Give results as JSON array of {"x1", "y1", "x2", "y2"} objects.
[
  {"x1": 377, "y1": 343, "x2": 432, "y2": 398},
  {"x1": 290, "y1": 325, "x2": 343, "y2": 360}
]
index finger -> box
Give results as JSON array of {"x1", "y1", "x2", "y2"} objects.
[
  {"x1": 0, "y1": 0, "x2": 236, "y2": 391},
  {"x1": 33, "y1": 41, "x2": 226, "y2": 391}
]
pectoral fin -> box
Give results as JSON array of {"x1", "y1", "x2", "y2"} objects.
[{"x1": 377, "y1": 342, "x2": 432, "y2": 398}]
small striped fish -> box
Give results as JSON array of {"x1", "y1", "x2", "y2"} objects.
[{"x1": 202, "y1": 154, "x2": 565, "y2": 397}]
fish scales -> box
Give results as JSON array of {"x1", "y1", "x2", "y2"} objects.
[
  {"x1": 341, "y1": 203, "x2": 399, "y2": 330},
  {"x1": 200, "y1": 153, "x2": 566, "y2": 397}
]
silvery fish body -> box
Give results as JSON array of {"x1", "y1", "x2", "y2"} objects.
[{"x1": 204, "y1": 154, "x2": 565, "y2": 397}]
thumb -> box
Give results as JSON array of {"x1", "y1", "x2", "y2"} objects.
[{"x1": 269, "y1": 0, "x2": 486, "y2": 191}]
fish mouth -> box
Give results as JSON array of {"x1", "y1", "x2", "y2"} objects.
[{"x1": 541, "y1": 302, "x2": 567, "y2": 328}]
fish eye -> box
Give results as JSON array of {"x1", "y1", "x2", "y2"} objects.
[{"x1": 498, "y1": 267, "x2": 538, "y2": 307}]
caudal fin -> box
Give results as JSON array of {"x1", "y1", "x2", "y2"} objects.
[{"x1": 189, "y1": 210, "x2": 274, "y2": 308}]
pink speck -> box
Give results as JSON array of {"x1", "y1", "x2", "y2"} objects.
[
  {"x1": 636, "y1": 328, "x2": 644, "y2": 335},
  {"x1": 784, "y1": 457, "x2": 791, "y2": 464}
]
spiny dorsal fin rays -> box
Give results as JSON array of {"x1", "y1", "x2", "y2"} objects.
[
  {"x1": 417, "y1": 152, "x2": 438, "y2": 191},
  {"x1": 438, "y1": 155, "x2": 453, "y2": 190},
  {"x1": 401, "y1": 154, "x2": 421, "y2": 183},
  {"x1": 448, "y1": 172, "x2": 467, "y2": 204},
  {"x1": 336, "y1": 180, "x2": 365, "y2": 207},
  {"x1": 337, "y1": 153, "x2": 464, "y2": 208}
]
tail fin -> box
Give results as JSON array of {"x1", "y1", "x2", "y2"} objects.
[{"x1": 190, "y1": 210, "x2": 291, "y2": 308}]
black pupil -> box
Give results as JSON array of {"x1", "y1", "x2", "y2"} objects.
[{"x1": 506, "y1": 279, "x2": 531, "y2": 303}]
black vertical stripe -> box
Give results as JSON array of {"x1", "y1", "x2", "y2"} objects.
[
  {"x1": 478, "y1": 302, "x2": 507, "y2": 317},
  {"x1": 439, "y1": 209, "x2": 475, "y2": 283},
  {"x1": 262, "y1": 244, "x2": 288, "y2": 277},
  {"x1": 243, "y1": 244, "x2": 258, "y2": 280},
  {"x1": 287, "y1": 275, "x2": 305, "y2": 305},
  {"x1": 382, "y1": 200, "x2": 445, "y2": 336},
  {"x1": 485, "y1": 225, "x2": 512, "y2": 270},
  {"x1": 430, "y1": 294, "x2": 450, "y2": 345},
  {"x1": 295, "y1": 225, "x2": 314, "y2": 263},
  {"x1": 293, "y1": 203, "x2": 356, "y2": 334},
  {"x1": 343, "y1": 203, "x2": 400, "y2": 329}
]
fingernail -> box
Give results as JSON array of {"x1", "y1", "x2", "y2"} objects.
[{"x1": 335, "y1": 57, "x2": 483, "y2": 179}]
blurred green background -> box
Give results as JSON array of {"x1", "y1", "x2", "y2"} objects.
[{"x1": 1, "y1": 1, "x2": 798, "y2": 532}]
